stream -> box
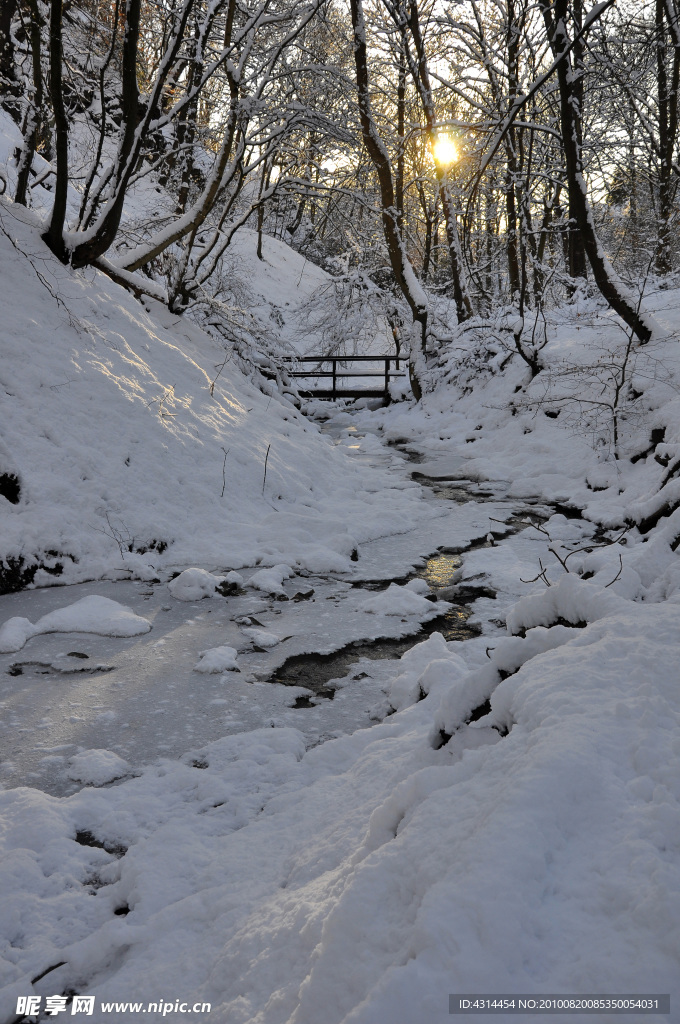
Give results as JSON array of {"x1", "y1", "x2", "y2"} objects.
[{"x1": 0, "y1": 417, "x2": 548, "y2": 797}]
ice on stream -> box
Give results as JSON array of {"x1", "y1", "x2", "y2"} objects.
[{"x1": 0, "y1": 432, "x2": 519, "y2": 797}]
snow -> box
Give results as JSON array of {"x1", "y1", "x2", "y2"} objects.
[
  {"x1": 0, "y1": 617, "x2": 34, "y2": 654},
  {"x1": 247, "y1": 564, "x2": 295, "y2": 596},
  {"x1": 0, "y1": 596, "x2": 151, "y2": 653},
  {"x1": 1, "y1": 115, "x2": 680, "y2": 1020},
  {"x1": 0, "y1": 183, "x2": 431, "y2": 589},
  {"x1": 383, "y1": 632, "x2": 468, "y2": 711},
  {"x1": 66, "y1": 749, "x2": 133, "y2": 786},
  {"x1": 2, "y1": 603, "x2": 678, "y2": 1021},
  {"x1": 359, "y1": 581, "x2": 445, "y2": 617},
  {"x1": 241, "y1": 627, "x2": 281, "y2": 648},
  {"x1": 168, "y1": 568, "x2": 226, "y2": 601},
  {"x1": 193, "y1": 645, "x2": 239, "y2": 673}
]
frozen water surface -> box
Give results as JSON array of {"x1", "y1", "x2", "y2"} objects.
[{"x1": 0, "y1": 432, "x2": 519, "y2": 796}]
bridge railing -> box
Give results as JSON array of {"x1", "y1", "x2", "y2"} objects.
[{"x1": 284, "y1": 355, "x2": 406, "y2": 400}]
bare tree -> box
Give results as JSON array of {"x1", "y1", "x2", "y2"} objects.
[
  {"x1": 381, "y1": 0, "x2": 473, "y2": 322},
  {"x1": 349, "y1": 0, "x2": 429, "y2": 395},
  {"x1": 539, "y1": 0, "x2": 653, "y2": 342}
]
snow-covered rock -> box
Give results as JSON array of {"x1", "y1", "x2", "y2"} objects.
[
  {"x1": 0, "y1": 596, "x2": 151, "y2": 653},
  {"x1": 359, "y1": 582, "x2": 442, "y2": 617},
  {"x1": 247, "y1": 564, "x2": 294, "y2": 597},
  {"x1": 193, "y1": 646, "x2": 239, "y2": 673},
  {"x1": 241, "y1": 628, "x2": 281, "y2": 649},
  {"x1": 66, "y1": 749, "x2": 133, "y2": 786},
  {"x1": 168, "y1": 568, "x2": 226, "y2": 601}
]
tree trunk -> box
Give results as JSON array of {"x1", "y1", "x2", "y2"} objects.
[
  {"x1": 42, "y1": 0, "x2": 69, "y2": 262},
  {"x1": 349, "y1": 0, "x2": 428, "y2": 364},
  {"x1": 14, "y1": 0, "x2": 45, "y2": 205},
  {"x1": 395, "y1": 45, "x2": 406, "y2": 232},
  {"x1": 540, "y1": 0, "x2": 652, "y2": 342},
  {"x1": 71, "y1": 0, "x2": 194, "y2": 268},
  {"x1": 0, "y1": 0, "x2": 20, "y2": 121},
  {"x1": 484, "y1": 184, "x2": 497, "y2": 306},
  {"x1": 505, "y1": 0, "x2": 521, "y2": 299},
  {"x1": 656, "y1": 0, "x2": 679, "y2": 274},
  {"x1": 257, "y1": 161, "x2": 272, "y2": 260},
  {"x1": 400, "y1": 0, "x2": 473, "y2": 322},
  {"x1": 173, "y1": 22, "x2": 201, "y2": 216},
  {"x1": 76, "y1": 0, "x2": 120, "y2": 227},
  {"x1": 69, "y1": 0, "x2": 143, "y2": 266},
  {"x1": 505, "y1": 163, "x2": 520, "y2": 299},
  {"x1": 564, "y1": 0, "x2": 588, "y2": 283},
  {"x1": 534, "y1": 182, "x2": 562, "y2": 305}
]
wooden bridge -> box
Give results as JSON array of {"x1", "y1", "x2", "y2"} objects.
[{"x1": 285, "y1": 355, "x2": 406, "y2": 400}]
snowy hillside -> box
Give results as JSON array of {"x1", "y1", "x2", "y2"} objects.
[{"x1": 0, "y1": 199, "x2": 417, "y2": 592}]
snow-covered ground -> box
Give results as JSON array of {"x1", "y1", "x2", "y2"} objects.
[
  {"x1": 0, "y1": 198, "x2": 424, "y2": 587},
  {"x1": 1, "y1": 150, "x2": 680, "y2": 1021}
]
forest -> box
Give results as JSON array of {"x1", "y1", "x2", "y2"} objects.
[{"x1": 0, "y1": 0, "x2": 673, "y2": 376}]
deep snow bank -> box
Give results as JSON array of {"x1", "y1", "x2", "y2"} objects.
[{"x1": 1, "y1": 585, "x2": 678, "y2": 1022}]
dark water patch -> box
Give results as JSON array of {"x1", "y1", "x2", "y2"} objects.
[
  {"x1": 411, "y1": 466, "x2": 559, "y2": 527},
  {"x1": 347, "y1": 551, "x2": 467, "y2": 594},
  {"x1": 445, "y1": 583, "x2": 496, "y2": 602},
  {"x1": 551, "y1": 502, "x2": 583, "y2": 520},
  {"x1": 429, "y1": 483, "x2": 480, "y2": 503},
  {"x1": 386, "y1": 441, "x2": 424, "y2": 463},
  {"x1": 216, "y1": 580, "x2": 241, "y2": 597},
  {"x1": 349, "y1": 576, "x2": 412, "y2": 592},
  {"x1": 8, "y1": 658, "x2": 114, "y2": 676},
  {"x1": 292, "y1": 694, "x2": 316, "y2": 708},
  {"x1": 271, "y1": 543, "x2": 482, "y2": 701},
  {"x1": 429, "y1": 606, "x2": 482, "y2": 641},
  {"x1": 401, "y1": 449, "x2": 425, "y2": 464},
  {"x1": 270, "y1": 608, "x2": 479, "y2": 699},
  {"x1": 412, "y1": 471, "x2": 496, "y2": 500},
  {"x1": 512, "y1": 505, "x2": 551, "y2": 522},
  {"x1": 270, "y1": 653, "x2": 340, "y2": 697}
]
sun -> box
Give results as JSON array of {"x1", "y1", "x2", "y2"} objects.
[{"x1": 433, "y1": 134, "x2": 458, "y2": 166}]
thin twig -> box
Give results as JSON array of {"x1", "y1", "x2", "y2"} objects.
[
  {"x1": 262, "y1": 443, "x2": 271, "y2": 495},
  {"x1": 210, "y1": 351, "x2": 233, "y2": 396},
  {"x1": 147, "y1": 386, "x2": 176, "y2": 417},
  {"x1": 520, "y1": 557, "x2": 551, "y2": 587},
  {"x1": 220, "y1": 447, "x2": 230, "y2": 498},
  {"x1": 604, "y1": 553, "x2": 624, "y2": 588}
]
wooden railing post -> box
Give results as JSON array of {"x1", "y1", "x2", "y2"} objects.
[{"x1": 283, "y1": 354, "x2": 405, "y2": 399}]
